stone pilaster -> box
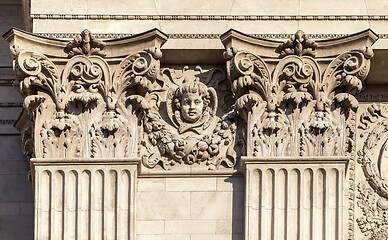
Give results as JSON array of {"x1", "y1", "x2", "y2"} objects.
[
  {"x1": 4, "y1": 28, "x2": 168, "y2": 240},
  {"x1": 221, "y1": 29, "x2": 378, "y2": 240}
]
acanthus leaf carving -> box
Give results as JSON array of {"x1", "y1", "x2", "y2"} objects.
[
  {"x1": 323, "y1": 46, "x2": 373, "y2": 98},
  {"x1": 225, "y1": 49, "x2": 271, "y2": 100},
  {"x1": 276, "y1": 30, "x2": 318, "y2": 58},
  {"x1": 113, "y1": 47, "x2": 162, "y2": 101},
  {"x1": 11, "y1": 30, "x2": 165, "y2": 159},
  {"x1": 8, "y1": 28, "x2": 376, "y2": 175},
  {"x1": 225, "y1": 30, "x2": 373, "y2": 157},
  {"x1": 16, "y1": 50, "x2": 61, "y2": 109},
  {"x1": 90, "y1": 110, "x2": 134, "y2": 158},
  {"x1": 65, "y1": 29, "x2": 107, "y2": 58}
]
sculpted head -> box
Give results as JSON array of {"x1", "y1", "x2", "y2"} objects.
[{"x1": 174, "y1": 82, "x2": 210, "y2": 123}]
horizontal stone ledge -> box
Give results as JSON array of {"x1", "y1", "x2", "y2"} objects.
[
  {"x1": 138, "y1": 166, "x2": 242, "y2": 178},
  {"x1": 0, "y1": 124, "x2": 21, "y2": 135},
  {"x1": 242, "y1": 156, "x2": 348, "y2": 164},
  {"x1": 30, "y1": 157, "x2": 141, "y2": 165},
  {"x1": 29, "y1": 14, "x2": 388, "y2": 21},
  {"x1": 34, "y1": 32, "x2": 388, "y2": 40},
  {"x1": 3, "y1": 27, "x2": 168, "y2": 59}
]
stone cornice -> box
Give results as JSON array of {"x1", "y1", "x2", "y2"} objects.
[
  {"x1": 221, "y1": 28, "x2": 379, "y2": 58},
  {"x1": 3, "y1": 28, "x2": 168, "y2": 58},
  {"x1": 34, "y1": 32, "x2": 388, "y2": 40},
  {"x1": 29, "y1": 14, "x2": 388, "y2": 21},
  {"x1": 30, "y1": 157, "x2": 141, "y2": 165}
]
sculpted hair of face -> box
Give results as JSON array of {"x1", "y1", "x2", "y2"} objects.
[{"x1": 174, "y1": 82, "x2": 211, "y2": 123}]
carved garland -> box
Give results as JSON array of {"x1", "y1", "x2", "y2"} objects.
[
  {"x1": 136, "y1": 67, "x2": 240, "y2": 170},
  {"x1": 11, "y1": 29, "x2": 242, "y2": 171}
]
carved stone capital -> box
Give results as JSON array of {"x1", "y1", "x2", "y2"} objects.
[
  {"x1": 221, "y1": 29, "x2": 378, "y2": 157},
  {"x1": 4, "y1": 28, "x2": 168, "y2": 160}
]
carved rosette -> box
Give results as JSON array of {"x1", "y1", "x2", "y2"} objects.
[
  {"x1": 224, "y1": 30, "x2": 375, "y2": 158},
  {"x1": 10, "y1": 29, "x2": 165, "y2": 159}
]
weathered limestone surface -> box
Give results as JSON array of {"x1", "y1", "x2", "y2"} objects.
[
  {"x1": 3, "y1": 1, "x2": 388, "y2": 240},
  {"x1": 4, "y1": 27, "x2": 168, "y2": 239},
  {"x1": 221, "y1": 28, "x2": 377, "y2": 240},
  {"x1": 3, "y1": 24, "x2": 381, "y2": 240}
]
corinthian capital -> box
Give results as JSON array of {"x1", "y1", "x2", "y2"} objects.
[
  {"x1": 4, "y1": 28, "x2": 168, "y2": 159},
  {"x1": 221, "y1": 29, "x2": 378, "y2": 157}
]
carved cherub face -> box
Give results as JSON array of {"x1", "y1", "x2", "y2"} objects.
[
  {"x1": 174, "y1": 82, "x2": 210, "y2": 124},
  {"x1": 181, "y1": 92, "x2": 203, "y2": 123}
]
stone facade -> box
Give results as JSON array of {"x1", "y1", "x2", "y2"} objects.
[{"x1": 2, "y1": 0, "x2": 388, "y2": 240}]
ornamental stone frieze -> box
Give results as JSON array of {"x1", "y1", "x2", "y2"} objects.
[{"x1": 138, "y1": 65, "x2": 243, "y2": 173}]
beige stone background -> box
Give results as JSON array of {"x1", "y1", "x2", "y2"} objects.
[
  {"x1": 1, "y1": 0, "x2": 388, "y2": 239},
  {"x1": 136, "y1": 177, "x2": 244, "y2": 240}
]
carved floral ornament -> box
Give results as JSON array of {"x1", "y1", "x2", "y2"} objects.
[
  {"x1": 358, "y1": 105, "x2": 388, "y2": 198},
  {"x1": 5, "y1": 28, "x2": 378, "y2": 171},
  {"x1": 7, "y1": 29, "x2": 240, "y2": 171},
  {"x1": 9, "y1": 29, "x2": 165, "y2": 161},
  {"x1": 222, "y1": 29, "x2": 376, "y2": 157},
  {"x1": 357, "y1": 105, "x2": 388, "y2": 239}
]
